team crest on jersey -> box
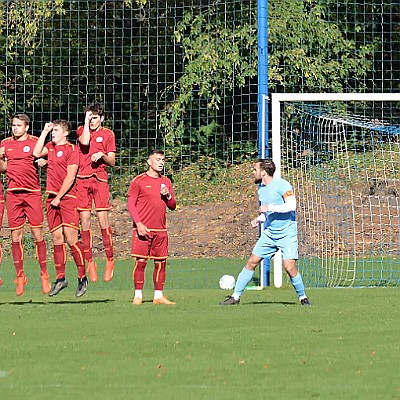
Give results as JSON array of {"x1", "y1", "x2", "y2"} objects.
[
  {"x1": 96, "y1": 136, "x2": 103, "y2": 143},
  {"x1": 23, "y1": 146, "x2": 30, "y2": 153},
  {"x1": 57, "y1": 150, "x2": 63, "y2": 157}
]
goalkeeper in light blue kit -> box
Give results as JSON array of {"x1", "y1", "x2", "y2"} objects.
[{"x1": 219, "y1": 158, "x2": 311, "y2": 306}]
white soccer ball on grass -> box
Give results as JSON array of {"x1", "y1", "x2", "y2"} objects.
[{"x1": 219, "y1": 274, "x2": 236, "y2": 290}]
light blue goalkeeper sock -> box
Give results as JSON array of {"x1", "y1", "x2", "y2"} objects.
[
  {"x1": 233, "y1": 268, "x2": 255, "y2": 299},
  {"x1": 290, "y1": 272, "x2": 305, "y2": 298}
]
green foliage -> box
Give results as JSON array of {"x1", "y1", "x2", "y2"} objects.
[
  {"x1": 159, "y1": 4, "x2": 257, "y2": 161},
  {"x1": 269, "y1": 0, "x2": 376, "y2": 92}
]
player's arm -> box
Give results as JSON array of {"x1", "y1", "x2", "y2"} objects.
[
  {"x1": 259, "y1": 192, "x2": 296, "y2": 213},
  {"x1": 50, "y1": 164, "x2": 78, "y2": 207},
  {"x1": 33, "y1": 122, "x2": 52, "y2": 158},
  {"x1": 0, "y1": 146, "x2": 7, "y2": 173},
  {"x1": 161, "y1": 182, "x2": 176, "y2": 210},
  {"x1": 91, "y1": 151, "x2": 115, "y2": 167},
  {"x1": 127, "y1": 182, "x2": 150, "y2": 237},
  {"x1": 78, "y1": 111, "x2": 92, "y2": 146}
]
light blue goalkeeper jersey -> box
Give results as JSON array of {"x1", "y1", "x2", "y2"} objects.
[{"x1": 258, "y1": 177, "x2": 297, "y2": 235}]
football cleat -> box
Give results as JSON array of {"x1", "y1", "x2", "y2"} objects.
[
  {"x1": 87, "y1": 260, "x2": 98, "y2": 282},
  {"x1": 75, "y1": 277, "x2": 88, "y2": 297},
  {"x1": 103, "y1": 259, "x2": 114, "y2": 282},
  {"x1": 153, "y1": 296, "x2": 175, "y2": 305},
  {"x1": 40, "y1": 272, "x2": 52, "y2": 294},
  {"x1": 49, "y1": 278, "x2": 68, "y2": 297},
  {"x1": 300, "y1": 297, "x2": 312, "y2": 306},
  {"x1": 14, "y1": 275, "x2": 28, "y2": 296},
  {"x1": 219, "y1": 296, "x2": 240, "y2": 305},
  {"x1": 132, "y1": 297, "x2": 143, "y2": 305}
]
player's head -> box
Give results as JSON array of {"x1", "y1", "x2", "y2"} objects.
[
  {"x1": 253, "y1": 158, "x2": 276, "y2": 184},
  {"x1": 84, "y1": 103, "x2": 105, "y2": 131},
  {"x1": 11, "y1": 114, "x2": 30, "y2": 139},
  {"x1": 147, "y1": 148, "x2": 165, "y2": 174},
  {"x1": 52, "y1": 119, "x2": 71, "y2": 144}
]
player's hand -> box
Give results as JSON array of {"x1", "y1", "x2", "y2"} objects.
[
  {"x1": 51, "y1": 197, "x2": 61, "y2": 207},
  {"x1": 0, "y1": 147, "x2": 5, "y2": 159},
  {"x1": 160, "y1": 183, "x2": 170, "y2": 198},
  {"x1": 136, "y1": 222, "x2": 150, "y2": 238},
  {"x1": 36, "y1": 158, "x2": 48, "y2": 167},
  {"x1": 91, "y1": 152, "x2": 104, "y2": 162},
  {"x1": 43, "y1": 122, "x2": 53, "y2": 134},
  {"x1": 85, "y1": 111, "x2": 93, "y2": 123},
  {"x1": 250, "y1": 218, "x2": 260, "y2": 228},
  {"x1": 259, "y1": 204, "x2": 269, "y2": 213}
]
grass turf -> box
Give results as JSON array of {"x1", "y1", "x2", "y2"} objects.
[{"x1": 0, "y1": 273, "x2": 399, "y2": 399}]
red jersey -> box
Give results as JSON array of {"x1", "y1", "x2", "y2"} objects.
[
  {"x1": 127, "y1": 173, "x2": 176, "y2": 230},
  {"x1": 76, "y1": 125, "x2": 116, "y2": 182},
  {"x1": 1, "y1": 135, "x2": 41, "y2": 192},
  {"x1": 45, "y1": 141, "x2": 79, "y2": 198}
]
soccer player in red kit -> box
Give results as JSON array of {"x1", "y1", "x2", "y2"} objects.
[
  {"x1": 127, "y1": 149, "x2": 177, "y2": 305},
  {"x1": 33, "y1": 120, "x2": 88, "y2": 297},
  {"x1": 0, "y1": 114, "x2": 50, "y2": 296},
  {"x1": 0, "y1": 183, "x2": 4, "y2": 287},
  {"x1": 76, "y1": 104, "x2": 116, "y2": 283}
]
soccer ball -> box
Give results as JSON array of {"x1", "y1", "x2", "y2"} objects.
[{"x1": 219, "y1": 275, "x2": 236, "y2": 290}]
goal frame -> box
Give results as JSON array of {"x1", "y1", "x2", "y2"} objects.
[{"x1": 268, "y1": 92, "x2": 400, "y2": 288}]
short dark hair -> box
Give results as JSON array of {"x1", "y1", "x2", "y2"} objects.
[
  {"x1": 52, "y1": 119, "x2": 71, "y2": 134},
  {"x1": 148, "y1": 148, "x2": 164, "y2": 158},
  {"x1": 257, "y1": 158, "x2": 276, "y2": 177},
  {"x1": 84, "y1": 103, "x2": 104, "y2": 116},
  {"x1": 12, "y1": 114, "x2": 30, "y2": 125}
]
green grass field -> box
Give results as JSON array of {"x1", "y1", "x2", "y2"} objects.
[{"x1": 0, "y1": 259, "x2": 399, "y2": 400}]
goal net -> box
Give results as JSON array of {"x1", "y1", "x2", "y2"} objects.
[{"x1": 271, "y1": 93, "x2": 400, "y2": 287}]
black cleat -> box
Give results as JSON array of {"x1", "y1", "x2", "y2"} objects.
[
  {"x1": 49, "y1": 278, "x2": 68, "y2": 297},
  {"x1": 75, "y1": 277, "x2": 88, "y2": 297},
  {"x1": 300, "y1": 297, "x2": 312, "y2": 306},
  {"x1": 219, "y1": 296, "x2": 240, "y2": 305}
]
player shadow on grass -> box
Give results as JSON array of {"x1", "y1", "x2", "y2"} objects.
[
  {"x1": 0, "y1": 299, "x2": 114, "y2": 306},
  {"x1": 245, "y1": 300, "x2": 297, "y2": 306}
]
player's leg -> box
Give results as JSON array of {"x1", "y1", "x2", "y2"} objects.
[
  {"x1": 11, "y1": 228, "x2": 28, "y2": 296},
  {"x1": 131, "y1": 229, "x2": 151, "y2": 304},
  {"x1": 77, "y1": 178, "x2": 98, "y2": 282},
  {"x1": 63, "y1": 199, "x2": 88, "y2": 297},
  {"x1": 30, "y1": 227, "x2": 50, "y2": 294},
  {"x1": 97, "y1": 210, "x2": 114, "y2": 281},
  {"x1": 48, "y1": 225, "x2": 69, "y2": 297},
  {"x1": 7, "y1": 193, "x2": 27, "y2": 294},
  {"x1": 150, "y1": 231, "x2": 175, "y2": 305},
  {"x1": 219, "y1": 253, "x2": 262, "y2": 305},
  {"x1": 220, "y1": 233, "x2": 272, "y2": 305},
  {"x1": 94, "y1": 180, "x2": 114, "y2": 281},
  {"x1": 280, "y1": 232, "x2": 311, "y2": 306},
  {"x1": 26, "y1": 192, "x2": 50, "y2": 293}
]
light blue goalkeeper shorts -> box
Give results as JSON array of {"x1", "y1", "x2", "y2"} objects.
[{"x1": 252, "y1": 229, "x2": 298, "y2": 260}]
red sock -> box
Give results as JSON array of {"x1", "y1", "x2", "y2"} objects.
[
  {"x1": 70, "y1": 242, "x2": 86, "y2": 279},
  {"x1": 133, "y1": 260, "x2": 147, "y2": 290},
  {"x1": 12, "y1": 242, "x2": 24, "y2": 277},
  {"x1": 80, "y1": 230, "x2": 93, "y2": 262},
  {"x1": 53, "y1": 244, "x2": 67, "y2": 280},
  {"x1": 35, "y1": 239, "x2": 47, "y2": 274},
  {"x1": 101, "y1": 227, "x2": 114, "y2": 260},
  {"x1": 153, "y1": 260, "x2": 166, "y2": 291}
]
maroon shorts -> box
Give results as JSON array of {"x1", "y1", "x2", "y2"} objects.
[
  {"x1": 46, "y1": 195, "x2": 79, "y2": 232},
  {"x1": 76, "y1": 177, "x2": 112, "y2": 211},
  {"x1": 6, "y1": 191, "x2": 44, "y2": 230},
  {"x1": 131, "y1": 229, "x2": 169, "y2": 260}
]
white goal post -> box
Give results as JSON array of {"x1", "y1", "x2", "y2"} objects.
[{"x1": 267, "y1": 92, "x2": 400, "y2": 288}]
